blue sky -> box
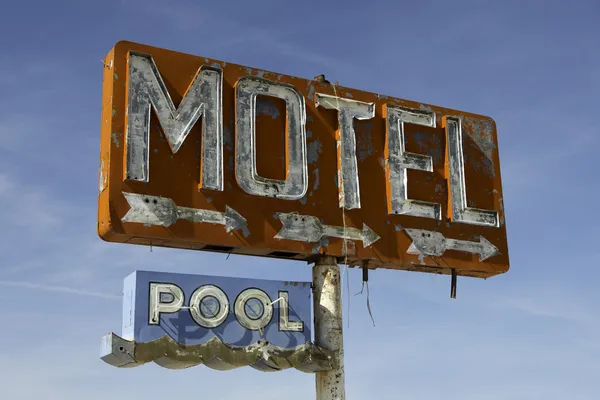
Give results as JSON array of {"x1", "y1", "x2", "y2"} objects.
[{"x1": 1, "y1": 0, "x2": 599, "y2": 398}]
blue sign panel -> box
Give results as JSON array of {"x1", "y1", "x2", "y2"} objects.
[{"x1": 120, "y1": 271, "x2": 312, "y2": 349}]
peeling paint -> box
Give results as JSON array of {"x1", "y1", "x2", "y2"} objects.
[
  {"x1": 101, "y1": 333, "x2": 333, "y2": 372},
  {"x1": 125, "y1": 52, "x2": 223, "y2": 190},
  {"x1": 446, "y1": 117, "x2": 499, "y2": 227},
  {"x1": 312, "y1": 168, "x2": 320, "y2": 191},
  {"x1": 307, "y1": 84, "x2": 315, "y2": 103},
  {"x1": 236, "y1": 76, "x2": 307, "y2": 200},
  {"x1": 312, "y1": 237, "x2": 329, "y2": 254},
  {"x1": 307, "y1": 138, "x2": 322, "y2": 165},
  {"x1": 121, "y1": 192, "x2": 248, "y2": 235},
  {"x1": 316, "y1": 93, "x2": 374, "y2": 209},
  {"x1": 275, "y1": 212, "x2": 380, "y2": 247},
  {"x1": 412, "y1": 131, "x2": 443, "y2": 160},
  {"x1": 405, "y1": 228, "x2": 499, "y2": 261},
  {"x1": 419, "y1": 104, "x2": 433, "y2": 113},
  {"x1": 111, "y1": 132, "x2": 121, "y2": 148},
  {"x1": 384, "y1": 105, "x2": 440, "y2": 220},
  {"x1": 98, "y1": 158, "x2": 107, "y2": 194},
  {"x1": 256, "y1": 97, "x2": 280, "y2": 118},
  {"x1": 464, "y1": 117, "x2": 496, "y2": 161},
  {"x1": 357, "y1": 126, "x2": 373, "y2": 162}
]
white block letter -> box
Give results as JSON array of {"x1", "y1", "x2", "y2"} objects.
[
  {"x1": 384, "y1": 104, "x2": 441, "y2": 219},
  {"x1": 189, "y1": 285, "x2": 229, "y2": 328},
  {"x1": 234, "y1": 288, "x2": 273, "y2": 331},
  {"x1": 148, "y1": 283, "x2": 184, "y2": 325},
  {"x1": 444, "y1": 116, "x2": 499, "y2": 227},
  {"x1": 315, "y1": 93, "x2": 374, "y2": 209},
  {"x1": 278, "y1": 291, "x2": 304, "y2": 332},
  {"x1": 235, "y1": 77, "x2": 308, "y2": 200},
  {"x1": 126, "y1": 51, "x2": 223, "y2": 190}
]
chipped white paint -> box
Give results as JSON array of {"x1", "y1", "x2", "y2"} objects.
[
  {"x1": 98, "y1": 158, "x2": 107, "y2": 194},
  {"x1": 189, "y1": 285, "x2": 229, "y2": 328},
  {"x1": 315, "y1": 93, "x2": 374, "y2": 210},
  {"x1": 235, "y1": 76, "x2": 308, "y2": 200},
  {"x1": 234, "y1": 288, "x2": 273, "y2": 331},
  {"x1": 125, "y1": 52, "x2": 223, "y2": 190},
  {"x1": 148, "y1": 283, "x2": 185, "y2": 325},
  {"x1": 121, "y1": 192, "x2": 247, "y2": 234},
  {"x1": 274, "y1": 212, "x2": 380, "y2": 248},
  {"x1": 278, "y1": 291, "x2": 304, "y2": 332},
  {"x1": 384, "y1": 104, "x2": 441, "y2": 219},
  {"x1": 100, "y1": 332, "x2": 333, "y2": 372},
  {"x1": 445, "y1": 116, "x2": 499, "y2": 227},
  {"x1": 405, "y1": 228, "x2": 499, "y2": 261},
  {"x1": 313, "y1": 256, "x2": 345, "y2": 400}
]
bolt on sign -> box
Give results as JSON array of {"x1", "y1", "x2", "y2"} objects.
[
  {"x1": 98, "y1": 41, "x2": 509, "y2": 278},
  {"x1": 101, "y1": 271, "x2": 329, "y2": 371}
]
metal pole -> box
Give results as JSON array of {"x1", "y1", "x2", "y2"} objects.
[{"x1": 313, "y1": 256, "x2": 345, "y2": 400}]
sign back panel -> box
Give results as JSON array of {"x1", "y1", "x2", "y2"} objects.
[{"x1": 98, "y1": 41, "x2": 509, "y2": 278}]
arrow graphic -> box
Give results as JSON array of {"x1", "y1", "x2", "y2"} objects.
[
  {"x1": 404, "y1": 228, "x2": 499, "y2": 261},
  {"x1": 121, "y1": 192, "x2": 248, "y2": 234},
  {"x1": 274, "y1": 212, "x2": 380, "y2": 247}
]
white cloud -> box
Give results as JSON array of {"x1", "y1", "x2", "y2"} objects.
[
  {"x1": 0, "y1": 280, "x2": 121, "y2": 300},
  {"x1": 0, "y1": 172, "x2": 68, "y2": 231}
]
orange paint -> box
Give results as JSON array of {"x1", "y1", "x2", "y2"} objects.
[{"x1": 98, "y1": 41, "x2": 509, "y2": 278}]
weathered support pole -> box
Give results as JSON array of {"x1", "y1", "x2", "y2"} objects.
[{"x1": 312, "y1": 256, "x2": 345, "y2": 400}]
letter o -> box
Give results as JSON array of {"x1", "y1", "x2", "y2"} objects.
[
  {"x1": 189, "y1": 285, "x2": 229, "y2": 328},
  {"x1": 235, "y1": 288, "x2": 273, "y2": 330}
]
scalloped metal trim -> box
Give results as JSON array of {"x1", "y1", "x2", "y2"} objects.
[{"x1": 100, "y1": 333, "x2": 333, "y2": 372}]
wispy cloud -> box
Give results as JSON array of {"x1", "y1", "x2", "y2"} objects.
[
  {"x1": 0, "y1": 172, "x2": 67, "y2": 230},
  {"x1": 0, "y1": 279, "x2": 120, "y2": 300},
  {"x1": 124, "y1": 0, "x2": 357, "y2": 73},
  {"x1": 492, "y1": 293, "x2": 597, "y2": 325},
  {"x1": 501, "y1": 129, "x2": 596, "y2": 189}
]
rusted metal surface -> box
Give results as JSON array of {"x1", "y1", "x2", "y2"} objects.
[
  {"x1": 98, "y1": 41, "x2": 509, "y2": 278},
  {"x1": 313, "y1": 256, "x2": 345, "y2": 400},
  {"x1": 100, "y1": 333, "x2": 333, "y2": 372}
]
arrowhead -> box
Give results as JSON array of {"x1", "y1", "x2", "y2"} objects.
[
  {"x1": 361, "y1": 224, "x2": 380, "y2": 247},
  {"x1": 404, "y1": 229, "x2": 446, "y2": 257},
  {"x1": 121, "y1": 192, "x2": 178, "y2": 227},
  {"x1": 224, "y1": 206, "x2": 249, "y2": 236},
  {"x1": 478, "y1": 236, "x2": 499, "y2": 261}
]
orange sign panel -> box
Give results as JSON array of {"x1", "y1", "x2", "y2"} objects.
[{"x1": 98, "y1": 41, "x2": 509, "y2": 278}]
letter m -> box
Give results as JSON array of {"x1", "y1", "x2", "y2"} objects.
[{"x1": 125, "y1": 51, "x2": 223, "y2": 190}]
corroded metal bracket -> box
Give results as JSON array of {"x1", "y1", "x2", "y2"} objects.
[{"x1": 100, "y1": 333, "x2": 333, "y2": 373}]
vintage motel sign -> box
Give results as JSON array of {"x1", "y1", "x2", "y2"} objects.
[
  {"x1": 98, "y1": 41, "x2": 509, "y2": 278},
  {"x1": 100, "y1": 271, "x2": 329, "y2": 371}
]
